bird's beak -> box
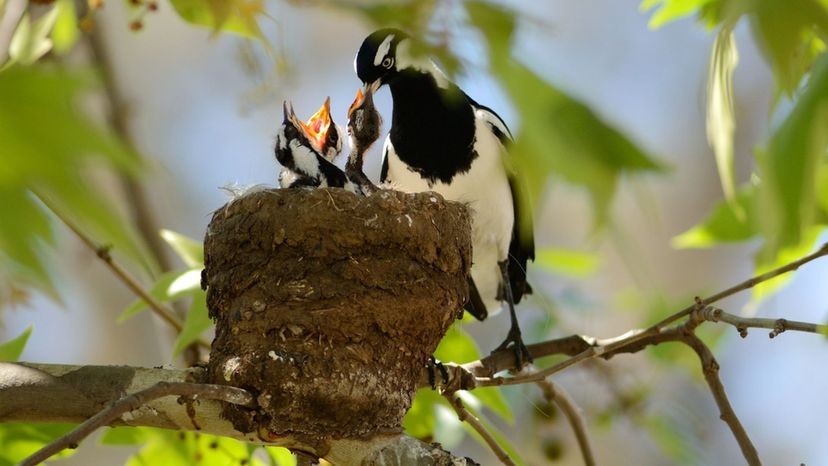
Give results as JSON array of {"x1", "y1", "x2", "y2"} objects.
[
  {"x1": 364, "y1": 79, "x2": 381, "y2": 96},
  {"x1": 301, "y1": 96, "x2": 332, "y2": 150},
  {"x1": 347, "y1": 87, "x2": 364, "y2": 120},
  {"x1": 282, "y1": 101, "x2": 291, "y2": 123}
]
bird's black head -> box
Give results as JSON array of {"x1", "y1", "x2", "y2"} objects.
[{"x1": 355, "y1": 28, "x2": 408, "y2": 90}]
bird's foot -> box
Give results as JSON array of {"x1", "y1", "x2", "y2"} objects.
[
  {"x1": 493, "y1": 327, "x2": 533, "y2": 369},
  {"x1": 426, "y1": 356, "x2": 449, "y2": 391}
]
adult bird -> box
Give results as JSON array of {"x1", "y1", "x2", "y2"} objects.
[{"x1": 354, "y1": 28, "x2": 535, "y2": 366}]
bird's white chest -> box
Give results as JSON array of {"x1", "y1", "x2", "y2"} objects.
[{"x1": 384, "y1": 118, "x2": 514, "y2": 256}]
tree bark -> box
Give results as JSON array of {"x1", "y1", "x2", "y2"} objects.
[{"x1": 0, "y1": 362, "x2": 477, "y2": 464}]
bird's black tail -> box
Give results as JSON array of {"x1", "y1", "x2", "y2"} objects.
[{"x1": 465, "y1": 278, "x2": 488, "y2": 321}]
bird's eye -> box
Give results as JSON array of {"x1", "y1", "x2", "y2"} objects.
[{"x1": 381, "y1": 57, "x2": 394, "y2": 69}]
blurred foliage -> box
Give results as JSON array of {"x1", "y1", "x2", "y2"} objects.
[
  {"x1": 706, "y1": 21, "x2": 739, "y2": 211},
  {"x1": 534, "y1": 247, "x2": 599, "y2": 278},
  {"x1": 467, "y1": 0, "x2": 663, "y2": 226},
  {"x1": 169, "y1": 0, "x2": 266, "y2": 39},
  {"x1": 643, "y1": 0, "x2": 828, "y2": 299},
  {"x1": 0, "y1": 65, "x2": 155, "y2": 298},
  {"x1": 1, "y1": 0, "x2": 828, "y2": 464},
  {"x1": 0, "y1": 423, "x2": 76, "y2": 466},
  {"x1": 100, "y1": 427, "x2": 296, "y2": 466},
  {"x1": 120, "y1": 230, "x2": 209, "y2": 356},
  {"x1": 0, "y1": 325, "x2": 31, "y2": 361},
  {"x1": 404, "y1": 323, "x2": 518, "y2": 457}
]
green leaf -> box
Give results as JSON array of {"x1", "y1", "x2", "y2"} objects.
[
  {"x1": 756, "y1": 52, "x2": 828, "y2": 260},
  {"x1": 640, "y1": 0, "x2": 718, "y2": 28},
  {"x1": 403, "y1": 389, "x2": 442, "y2": 439},
  {"x1": 8, "y1": 7, "x2": 60, "y2": 66},
  {"x1": 116, "y1": 428, "x2": 270, "y2": 466},
  {"x1": 99, "y1": 426, "x2": 150, "y2": 445},
  {"x1": 751, "y1": 227, "x2": 824, "y2": 300},
  {"x1": 707, "y1": 22, "x2": 740, "y2": 212},
  {"x1": 168, "y1": 269, "x2": 202, "y2": 296},
  {"x1": 0, "y1": 189, "x2": 55, "y2": 295},
  {"x1": 119, "y1": 269, "x2": 201, "y2": 322},
  {"x1": 172, "y1": 292, "x2": 211, "y2": 355},
  {"x1": 534, "y1": 248, "x2": 599, "y2": 277},
  {"x1": 467, "y1": 1, "x2": 664, "y2": 225},
  {"x1": 434, "y1": 325, "x2": 479, "y2": 363},
  {"x1": 0, "y1": 66, "x2": 155, "y2": 296},
  {"x1": 263, "y1": 447, "x2": 296, "y2": 466},
  {"x1": 749, "y1": 0, "x2": 828, "y2": 94},
  {"x1": 672, "y1": 185, "x2": 758, "y2": 248},
  {"x1": 169, "y1": 0, "x2": 265, "y2": 38},
  {"x1": 0, "y1": 423, "x2": 76, "y2": 465},
  {"x1": 51, "y1": 0, "x2": 80, "y2": 55},
  {"x1": 160, "y1": 229, "x2": 204, "y2": 268},
  {"x1": 349, "y1": 0, "x2": 437, "y2": 33},
  {"x1": 470, "y1": 387, "x2": 512, "y2": 423},
  {"x1": 0, "y1": 325, "x2": 32, "y2": 362}
]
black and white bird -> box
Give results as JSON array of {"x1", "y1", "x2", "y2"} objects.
[
  {"x1": 275, "y1": 101, "x2": 355, "y2": 192},
  {"x1": 354, "y1": 29, "x2": 535, "y2": 366},
  {"x1": 345, "y1": 87, "x2": 383, "y2": 195},
  {"x1": 278, "y1": 97, "x2": 344, "y2": 189}
]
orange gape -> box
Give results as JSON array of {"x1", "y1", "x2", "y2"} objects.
[
  {"x1": 347, "y1": 88, "x2": 365, "y2": 120},
  {"x1": 299, "y1": 96, "x2": 332, "y2": 152}
]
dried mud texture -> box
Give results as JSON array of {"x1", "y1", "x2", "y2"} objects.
[{"x1": 204, "y1": 188, "x2": 471, "y2": 444}]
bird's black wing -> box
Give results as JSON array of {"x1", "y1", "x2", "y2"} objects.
[
  {"x1": 466, "y1": 93, "x2": 535, "y2": 304},
  {"x1": 507, "y1": 175, "x2": 534, "y2": 303},
  {"x1": 463, "y1": 93, "x2": 514, "y2": 144},
  {"x1": 380, "y1": 138, "x2": 391, "y2": 182}
]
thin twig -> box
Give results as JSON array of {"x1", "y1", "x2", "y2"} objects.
[
  {"x1": 700, "y1": 306, "x2": 828, "y2": 338},
  {"x1": 85, "y1": 18, "x2": 202, "y2": 366},
  {"x1": 445, "y1": 393, "x2": 516, "y2": 466},
  {"x1": 476, "y1": 347, "x2": 601, "y2": 387},
  {"x1": 536, "y1": 379, "x2": 595, "y2": 466},
  {"x1": 462, "y1": 243, "x2": 828, "y2": 382},
  {"x1": 20, "y1": 382, "x2": 255, "y2": 466},
  {"x1": 34, "y1": 193, "x2": 211, "y2": 350},
  {"x1": 679, "y1": 331, "x2": 761, "y2": 465},
  {"x1": 652, "y1": 242, "x2": 828, "y2": 330}
]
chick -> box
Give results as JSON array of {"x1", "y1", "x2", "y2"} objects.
[
  {"x1": 345, "y1": 87, "x2": 382, "y2": 195},
  {"x1": 278, "y1": 97, "x2": 344, "y2": 189}
]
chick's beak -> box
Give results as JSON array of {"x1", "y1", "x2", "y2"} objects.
[
  {"x1": 347, "y1": 88, "x2": 364, "y2": 120},
  {"x1": 302, "y1": 97, "x2": 332, "y2": 150}
]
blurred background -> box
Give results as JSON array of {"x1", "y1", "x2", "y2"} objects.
[{"x1": 2, "y1": 0, "x2": 827, "y2": 465}]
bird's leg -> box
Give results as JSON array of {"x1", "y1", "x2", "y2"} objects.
[
  {"x1": 493, "y1": 260, "x2": 532, "y2": 368},
  {"x1": 426, "y1": 356, "x2": 449, "y2": 391}
]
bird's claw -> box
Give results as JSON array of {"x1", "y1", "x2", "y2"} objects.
[
  {"x1": 493, "y1": 328, "x2": 533, "y2": 369},
  {"x1": 426, "y1": 356, "x2": 449, "y2": 390}
]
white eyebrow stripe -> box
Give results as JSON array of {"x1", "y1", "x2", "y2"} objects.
[{"x1": 373, "y1": 34, "x2": 395, "y2": 66}]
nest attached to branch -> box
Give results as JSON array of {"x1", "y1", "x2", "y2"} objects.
[{"x1": 203, "y1": 188, "x2": 471, "y2": 446}]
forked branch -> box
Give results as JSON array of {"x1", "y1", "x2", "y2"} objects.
[{"x1": 20, "y1": 382, "x2": 255, "y2": 466}]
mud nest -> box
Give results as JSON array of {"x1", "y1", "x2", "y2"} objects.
[{"x1": 203, "y1": 188, "x2": 472, "y2": 443}]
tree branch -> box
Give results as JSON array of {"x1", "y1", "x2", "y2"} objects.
[
  {"x1": 422, "y1": 242, "x2": 828, "y2": 466},
  {"x1": 699, "y1": 305, "x2": 828, "y2": 338},
  {"x1": 678, "y1": 331, "x2": 760, "y2": 466},
  {"x1": 651, "y1": 241, "x2": 828, "y2": 330},
  {"x1": 20, "y1": 382, "x2": 255, "y2": 466},
  {"x1": 536, "y1": 379, "x2": 595, "y2": 466},
  {"x1": 34, "y1": 193, "x2": 210, "y2": 350},
  {"x1": 445, "y1": 393, "x2": 515, "y2": 466}
]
